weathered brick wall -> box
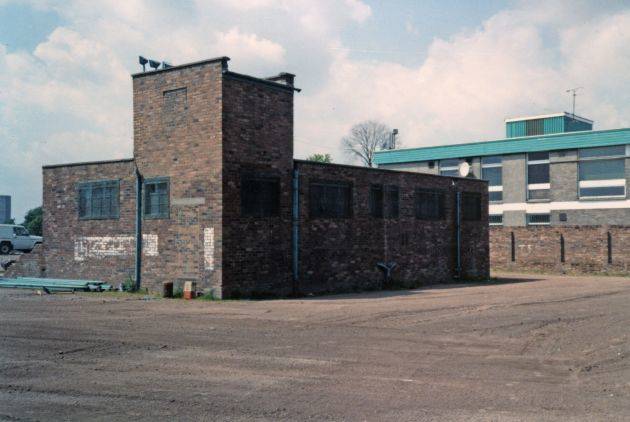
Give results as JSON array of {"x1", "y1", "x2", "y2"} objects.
[
  {"x1": 3, "y1": 244, "x2": 45, "y2": 278},
  {"x1": 220, "y1": 74, "x2": 295, "y2": 298},
  {"x1": 133, "y1": 59, "x2": 225, "y2": 293},
  {"x1": 295, "y1": 162, "x2": 489, "y2": 295},
  {"x1": 490, "y1": 226, "x2": 630, "y2": 274},
  {"x1": 41, "y1": 160, "x2": 138, "y2": 285}
]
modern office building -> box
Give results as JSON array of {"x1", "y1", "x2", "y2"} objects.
[
  {"x1": 375, "y1": 112, "x2": 630, "y2": 227},
  {"x1": 0, "y1": 195, "x2": 11, "y2": 223}
]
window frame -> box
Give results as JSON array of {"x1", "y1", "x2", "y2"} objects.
[
  {"x1": 577, "y1": 146, "x2": 627, "y2": 200},
  {"x1": 526, "y1": 213, "x2": 551, "y2": 226},
  {"x1": 143, "y1": 177, "x2": 170, "y2": 220},
  {"x1": 439, "y1": 159, "x2": 460, "y2": 177},
  {"x1": 526, "y1": 152, "x2": 550, "y2": 202},
  {"x1": 77, "y1": 179, "x2": 120, "y2": 220},
  {"x1": 240, "y1": 175, "x2": 281, "y2": 218},
  {"x1": 309, "y1": 180, "x2": 353, "y2": 219},
  {"x1": 415, "y1": 188, "x2": 445, "y2": 221},
  {"x1": 488, "y1": 214, "x2": 503, "y2": 226},
  {"x1": 481, "y1": 156, "x2": 502, "y2": 203}
]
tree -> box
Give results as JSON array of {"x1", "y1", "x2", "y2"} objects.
[
  {"x1": 3, "y1": 218, "x2": 14, "y2": 224},
  {"x1": 22, "y1": 206, "x2": 42, "y2": 236},
  {"x1": 305, "y1": 153, "x2": 332, "y2": 163},
  {"x1": 342, "y1": 120, "x2": 393, "y2": 167}
]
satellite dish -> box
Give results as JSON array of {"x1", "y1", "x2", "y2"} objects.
[{"x1": 458, "y1": 161, "x2": 471, "y2": 177}]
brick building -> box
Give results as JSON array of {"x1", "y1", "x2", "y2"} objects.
[{"x1": 31, "y1": 57, "x2": 489, "y2": 297}]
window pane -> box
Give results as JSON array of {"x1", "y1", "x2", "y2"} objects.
[
  {"x1": 528, "y1": 151, "x2": 549, "y2": 161},
  {"x1": 579, "y1": 145, "x2": 626, "y2": 159},
  {"x1": 440, "y1": 169, "x2": 460, "y2": 177},
  {"x1": 481, "y1": 156, "x2": 502, "y2": 165},
  {"x1": 525, "y1": 119, "x2": 544, "y2": 136},
  {"x1": 579, "y1": 186, "x2": 625, "y2": 197},
  {"x1": 310, "y1": 182, "x2": 351, "y2": 218},
  {"x1": 488, "y1": 191, "x2": 503, "y2": 202},
  {"x1": 579, "y1": 159, "x2": 625, "y2": 181},
  {"x1": 369, "y1": 185, "x2": 383, "y2": 218},
  {"x1": 489, "y1": 215, "x2": 503, "y2": 225},
  {"x1": 144, "y1": 179, "x2": 169, "y2": 218},
  {"x1": 462, "y1": 192, "x2": 481, "y2": 221},
  {"x1": 415, "y1": 189, "x2": 445, "y2": 220},
  {"x1": 528, "y1": 163, "x2": 550, "y2": 184},
  {"x1": 527, "y1": 214, "x2": 550, "y2": 225},
  {"x1": 528, "y1": 189, "x2": 550, "y2": 200},
  {"x1": 385, "y1": 186, "x2": 399, "y2": 219},
  {"x1": 481, "y1": 167, "x2": 502, "y2": 186},
  {"x1": 440, "y1": 158, "x2": 460, "y2": 168}
]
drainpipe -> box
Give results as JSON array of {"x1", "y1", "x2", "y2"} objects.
[
  {"x1": 455, "y1": 190, "x2": 462, "y2": 279},
  {"x1": 135, "y1": 167, "x2": 143, "y2": 291},
  {"x1": 291, "y1": 166, "x2": 299, "y2": 295}
]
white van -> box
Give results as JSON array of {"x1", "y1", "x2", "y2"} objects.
[{"x1": 0, "y1": 224, "x2": 42, "y2": 254}]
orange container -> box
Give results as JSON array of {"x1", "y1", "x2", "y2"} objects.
[{"x1": 183, "y1": 281, "x2": 197, "y2": 300}]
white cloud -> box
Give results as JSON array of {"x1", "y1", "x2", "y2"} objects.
[{"x1": 215, "y1": 27, "x2": 285, "y2": 65}]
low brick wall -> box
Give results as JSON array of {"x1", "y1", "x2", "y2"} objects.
[
  {"x1": 3, "y1": 244, "x2": 45, "y2": 278},
  {"x1": 490, "y1": 226, "x2": 630, "y2": 275}
]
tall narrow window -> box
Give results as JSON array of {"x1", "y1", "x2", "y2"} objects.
[
  {"x1": 439, "y1": 158, "x2": 460, "y2": 177},
  {"x1": 578, "y1": 145, "x2": 626, "y2": 198},
  {"x1": 462, "y1": 192, "x2": 482, "y2": 221},
  {"x1": 310, "y1": 181, "x2": 352, "y2": 218},
  {"x1": 527, "y1": 152, "x2": 550, "y2": 200},
  {"x1": 78, "y1": 180, "x2": 120, "y2": 220},
  {"x1": 241, "y1": 176, "x2": 280, "y2": 217},
  {"x1": 144, "y1": 178, "x2": 170, "y2": 219},
  {"x1": 415, "y1": 189, "x2": 445, "y2": 220},
  {"x1": 481, "y1": 156, "x2": 502, "y2": 202},
  {"x1": 385, "y1": 186, "x2": 399, "y2": 219},
  {"x1": 369, "y1": 185, "x2": 384, "y2": 218}
]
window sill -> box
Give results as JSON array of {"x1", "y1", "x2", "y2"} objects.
[
  {"x1": 578, "y1": 196, "x2": 627, "y2": 201},
  {"x1": 79, "y1": 216, "x2": 120, "y2": 221},
  {"x1": 526, "y1": 199, "x2": 551, "y2": 203}
]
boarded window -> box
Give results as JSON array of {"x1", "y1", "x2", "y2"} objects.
[
  {"x1": 415, "y1": 189, "x2": 445, "y2": 220},
  {"x1": 310, "y1": 181, "x2": 352, "y2": 218},
  {"x1": 78, "y1": 180, "x2": 120, "y2": 220},
  {"x1": 163, "y1": 87, "x2": 187, "y2": 126},
  {"x1": 144, "y1": 178, "x2": 169, "y2": 219},
  {"x1": 462, "y1": 192, "x2": 482, "y2": 221},
  {"x1": 385, "y1": 186, "x2": 399, "y2": 219},
  {"x1": 369, "y1": 185, "x2": 383, "y2": 218},
  {"x1": 241, "y1": 176, "x2": 280, "y2": 217}
]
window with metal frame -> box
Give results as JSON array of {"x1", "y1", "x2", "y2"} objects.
[
  {"x1": 439, "y1": 158, "x2": 460, "y2": 177},
  {"x1": 481, "y1": 155, "x2": 502, "y2": 202},
  {"x1": 415, "y1": 188, "x2": 445, "y2": 220},
  {"x1": 527, "y1": 213, "x2": 550, "y2": 225},
  {"x1": 309, "y1": 181, "x2": 352, "y2": 218},
  {"x1": 369, "y1": 184, "x2": 384, "y2": 218},
  {"x1": 488, "y1": 214, "x2": 503, "y2": 226},
  {"x1": 385, "y1": 186, "x2": 399, "y2": 219},
  {"x1": 462, "y1": 192, "x2": 482, "y2": 221},
  {"x1": 527, "y1": 151, "x2": 550, "y2": 200},
  {"x1": 241, "y1": 176, "x2": 280, "y2": 217},
  {"x1": 144, "y1": 178, "x2": 169, "y2": 219},
  {"x1": 78, "y1": 180, "x2": 120, "y2": 220},
  {"x1": 578, "y1": 145, "x2": 626, "y2": 199}
]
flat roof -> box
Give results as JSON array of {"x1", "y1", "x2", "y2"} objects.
[
  {"x1": 374, "y1": 128, "x2": 630, "y2": 165},
  {"x1": 43, "y1": 158, "x2": 134, "y2": 170},
  {"x1": 504, "y1": 112, "x2": 593, "y2": 124}
]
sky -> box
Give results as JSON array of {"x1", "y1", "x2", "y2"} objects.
[{"x1": 1, "y1": 0, "x2": 630, "y2": 220}]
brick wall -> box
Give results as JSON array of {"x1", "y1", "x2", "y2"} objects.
[
  {"x1": 490, "y1": 226, "x2": 630, "y2": 274},
  {"x1": 133, "y1": 59, "x2": 226, "y2": 294},
  {"x1": 41, "y1": 160, "x2": 137, "y2": 285},
  {"x1": 220, "y1": 74, "x2": 295, "y2": 298},
  {"x1": 295, "y1": 162, "x2": 489, "y2": 295}
]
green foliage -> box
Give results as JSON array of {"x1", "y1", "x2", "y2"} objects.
[
  {"x1": 172, "y1": 287, "x2": 184, "y2": 298},
  {"x1": 305, "y1": 153, "x2": 332, "y2": 163},
  {"x1": 3, "y1": 218, "x2": 15, "y2": 224},
  {"x1": 122, "y1": 276, "x2": 136, "y2": 292},
  {"x1": 22, "y1": 206, "x2": 42, "y2": 236}
]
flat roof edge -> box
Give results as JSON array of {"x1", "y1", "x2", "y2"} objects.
[
  {"x1": 131, "y1": 57, "x2": 230, "y2": 78},
  {"x1": 505, "y1": 112, "x2": 593, "y2": 124},
  {"x1": 43, "y1": 158, "x2": 135, "y2": 170}
]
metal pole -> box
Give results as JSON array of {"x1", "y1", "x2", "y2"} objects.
[
  {"x1": 135, "y1": 168, "x2": 143, "y2": 291},
  {"x1": 291, "y1": 166, "x2": 300, "y2": 295},
  {"x1": 456, "y1": 191, "x2": 462, "y2": 278}
]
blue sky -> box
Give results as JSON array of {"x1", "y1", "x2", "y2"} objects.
[{"x1": 1, "y1": 0, "x2": 629, "y2": 220}]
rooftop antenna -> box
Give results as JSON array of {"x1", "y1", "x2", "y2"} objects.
[
  {"x1": 389, "y1": 129, "x2": 398, "y2": 149},
  {"x1": 566, "y1": 87, "x2": 583, "y2": 120},
  {"x1": 138, "y1": 56, "x2": 148, "y2": 72},
  {"x1": 148, "y1": 59, "x2": 160, "y2": 71}
]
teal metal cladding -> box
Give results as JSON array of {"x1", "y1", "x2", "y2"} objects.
[
  {"x1": 543, "y1": 116, "x2": 564, "y2": 134},
  {"x1": 506, "y1": 115, "x2": 592, "y2": 138},
  {"x1": 564, "y1": 116, "x2": 592, "y2": 133},
  {"x1": 374, "y1": 128, "x2": 630, "y2": 165},
  {"x1": 506, "y1": 121, "x2": 525, "y2": 138}
]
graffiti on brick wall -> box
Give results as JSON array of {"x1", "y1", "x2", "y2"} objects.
[
  {"x1": 204, "y1": 227, "x2": 214, "y2": 270},
  {"x1": 74, "y1": 234, "x2": 158, "y2": 261}
]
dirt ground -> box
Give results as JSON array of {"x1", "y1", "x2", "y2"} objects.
[{"x1": 1, "y1": 273, "x2": 630, "y2": 421}]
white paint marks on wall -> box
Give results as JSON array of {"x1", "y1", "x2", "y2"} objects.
[
  {"x1": 204, "y1": 227, "x2": 214, "y2": 270},
  {"x1": 74, "y1": 234, "x2": 159, "y2": 261}
]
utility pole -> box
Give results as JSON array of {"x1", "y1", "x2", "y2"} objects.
[{"x1": 566, "y1": 87, "x2": 583, "y2": 120}]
